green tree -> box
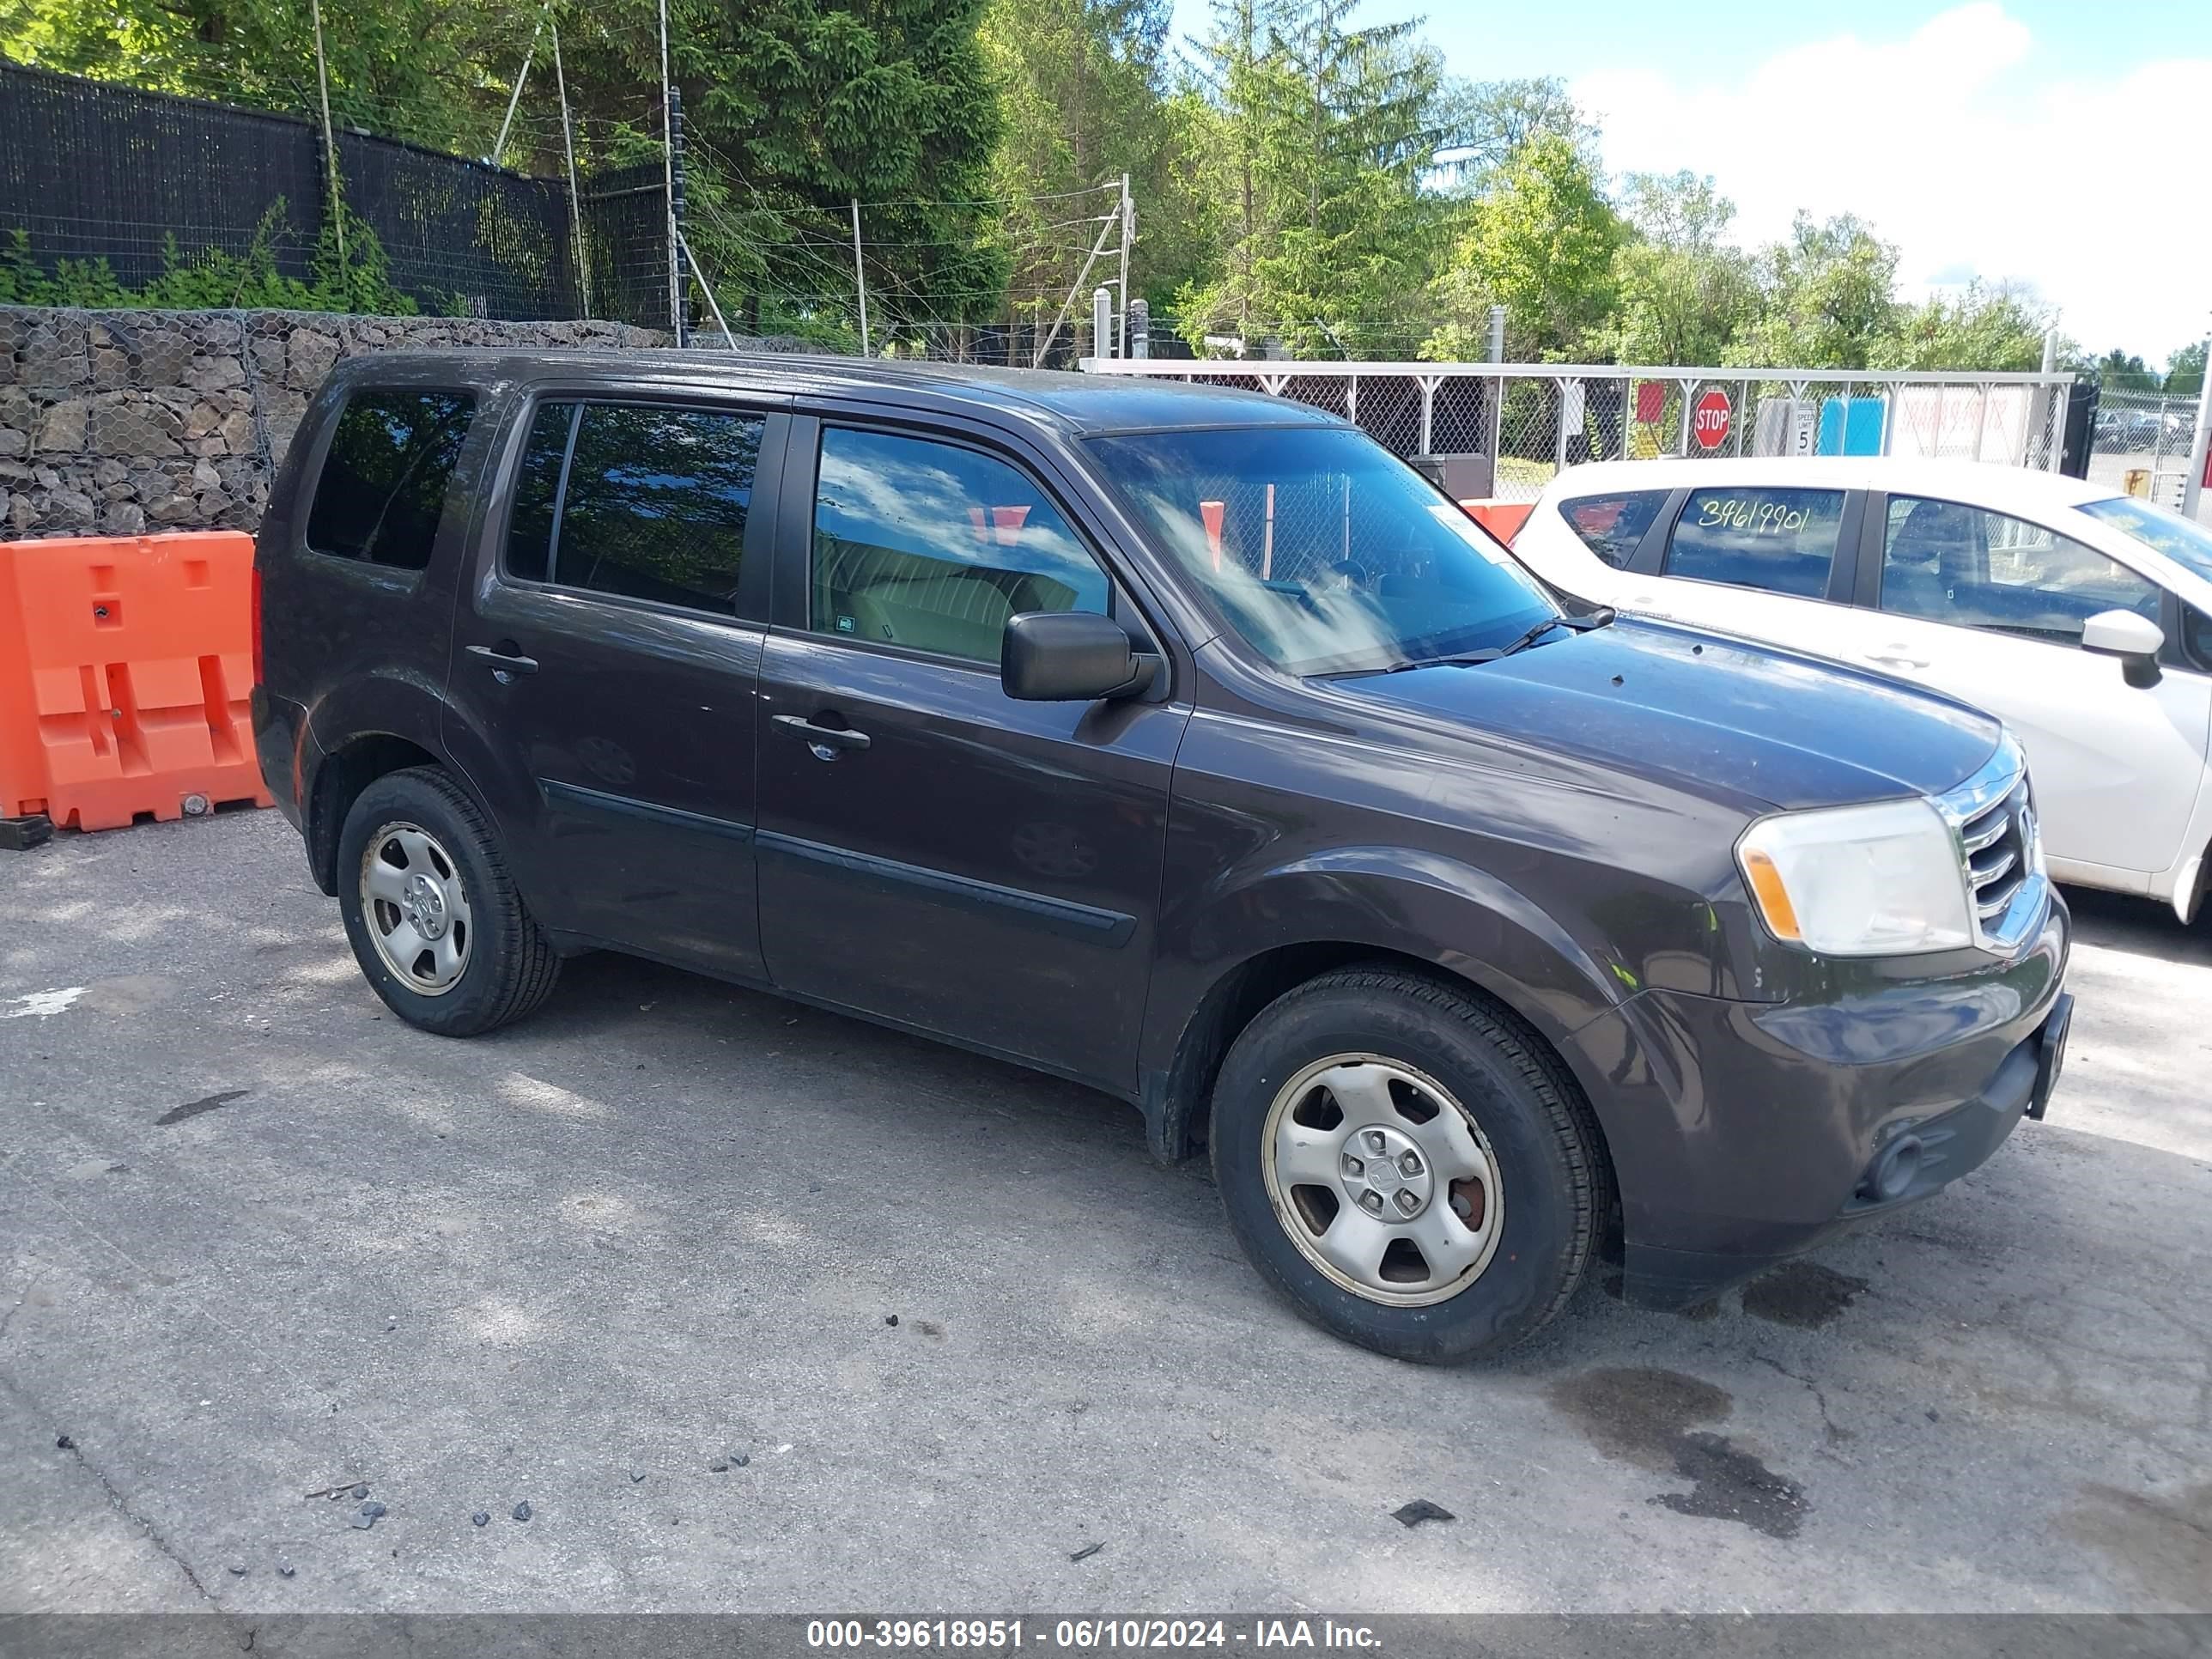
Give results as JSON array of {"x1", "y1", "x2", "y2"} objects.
[
  {"x1": 1593, "y1": 170, "x2": 1756, "y2": 365},
  {"x1": 2163, "y1": 340, "x2": 2204, "y2": 396},
  {"x1": 555, "y1": 0, "x2": 1009, "y2": 338},
  {"x1": 1723, "y1": 212, "x2": 1899, "y2": 369},
  {"x1": 2, "y1": 0, "x2": 515, "y2": 155},
  {"x1": 1869, "y1": 281, "x2": 2051, "y2": 372},
  {"x1": 1172, "y1": 0, "x2": 1450, "y2": 355},
  {"x1": 1431, "y1": 75, "x2": 1599, "y2": 192},
  {"x1": 980, "y1": 0, "x2": 1210, "y2": 321},
  {"x1": 1421, "y1": 131, "x2": 1624, "y2": 361}
]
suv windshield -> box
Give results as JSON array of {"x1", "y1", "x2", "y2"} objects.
[
  {"x1": 1094, "y1": 425, "x2": 1557, "y2": 676},
  {"x1": 2077, "y1": 495, "x2": 2212, "y2": 586}
]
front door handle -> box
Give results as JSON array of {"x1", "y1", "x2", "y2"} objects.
[
  {"x1": 772, "y1": 713, "x2": 872, "y2": 756},
  {"x1": 466, "y1": 641, "x2": 538, "y2": 676}
]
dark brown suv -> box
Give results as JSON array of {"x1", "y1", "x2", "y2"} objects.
[{"x1": 252, "y1": 351, "x2": 2072, "y2": 1361}]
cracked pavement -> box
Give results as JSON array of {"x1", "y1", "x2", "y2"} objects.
[{"x1": 2, "y1": 810, "x2": 2209, "y2": 1613}]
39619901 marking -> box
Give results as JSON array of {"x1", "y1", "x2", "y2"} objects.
[
  {"x1": 1054, "y1": 1621, "x2": 1228, "y2": 1648},
  {"x1": 806, "y1": 1619, "x2": 1030, "y2": 1648}
]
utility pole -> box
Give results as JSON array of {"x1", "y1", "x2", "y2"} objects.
[
  {"x1": 309, "y1": 0, "x2": 344, "y2": 274},
  {"x1": 667, "y1": 86, "x2": 686, "y2": 347},
  {"x1": 491, "y1": 10, "x2": 545, "y2": 166},
  {"x1": 551, "y1": 16, "x2": 587, "y2": 319},
  {"x1": 658, "y1": 0, "x2": 681, "y2": 342},
  {"x1": 1117, "y1": 173, "x2": 1132, "y2": 360},
  {"x1": 851, "y1": 200, "x2": 870, "y2": 356},
  {"x1": 1036, "y1": 208, "x2": 1121, "y2": 368},
  {"x1": 2185, "y1": 329, "x2": 2212, "y2": 521},
  {"x1": 1485, "y1": 304, "x2": 1506, "y2": 467}
]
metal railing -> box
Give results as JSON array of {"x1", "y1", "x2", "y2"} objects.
[{"x1": 1078, "y1": 360, "x2": 2076, "y2": 501}]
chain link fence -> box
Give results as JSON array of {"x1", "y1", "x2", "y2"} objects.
[
  {"x1": 1080, "y1": 362, "x2": 2076, "y2": 500},
  {"x1": 2087, "y1": 386, "x2": 2200, "y2": 511}
]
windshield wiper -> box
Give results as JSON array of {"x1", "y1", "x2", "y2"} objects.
[
  {"x1": 1479, "y1": 606, "x2": 1618, "y2": 661},
  {"x1": 1339, "y1": 608, "x2": 1616, "y2": 677}
]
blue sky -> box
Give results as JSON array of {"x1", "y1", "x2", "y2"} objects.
[{"x1": 1165, "y1": 1, "x2": 2212, "y2": 363}]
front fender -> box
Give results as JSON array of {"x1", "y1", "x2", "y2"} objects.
[{"x1": 1139, "y1": 848, "x2": 1636, "y2": 1162}]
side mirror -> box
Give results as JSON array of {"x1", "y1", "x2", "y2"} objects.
[
  {"x1": 2081, "y1": 608, "x2": 2166, "y2": 688},
  {"x1": 1001, "y1": 611, "x2": 1160, "y2": 702}
]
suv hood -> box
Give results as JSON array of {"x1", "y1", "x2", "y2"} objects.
[{"x1": 1334, "y1": 617, "x2": 2002, "y2": 813}]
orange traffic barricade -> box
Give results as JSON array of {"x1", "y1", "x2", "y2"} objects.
[{"x1": 0, "y1": 531, "x2": 271, "y2": 835}]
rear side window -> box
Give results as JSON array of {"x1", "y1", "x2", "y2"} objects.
[
  {"x1": 1558, "y1": 490, "x2": 1668, "y2": 568},
  {"x1": 305, "y1": 389, "x2": 476, "y2": 569},
  {"x1": 1662, "y1": 485, "x2": 1845, "y2": 599},
  {"x1": 503, "y1": 400, "x2": 763, "y2": 614}
]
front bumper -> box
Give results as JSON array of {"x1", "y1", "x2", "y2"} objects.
[{"x1": 1565, "y1": 893, "x2": 2070, "y2": 1310}]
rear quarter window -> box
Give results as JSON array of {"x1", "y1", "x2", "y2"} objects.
[
  {"x1": 1558, "y1": 490, "x2": 1668, "y2": 568},
  {"x1": 304, "y1": 389, "x2": 477, "y2": 571}
]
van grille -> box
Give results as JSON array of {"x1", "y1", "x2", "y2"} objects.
[
  {"x1": 1960, "y1": 781, "x2": 2031, "y2": 925},
  {"x1": 1936, "y1": 743, "x2": 2043, "y2": 952}
]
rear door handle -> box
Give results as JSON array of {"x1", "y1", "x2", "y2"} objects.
[
  {"x1": 772, "y1": 714, "x2": 871, "y2": 755},
  {"x1": 1866, "y1": 649, "x2": 1929, "y2": 670},
  {"x1": 465, "y1": 642, "x2": 538, "y2": 676}
]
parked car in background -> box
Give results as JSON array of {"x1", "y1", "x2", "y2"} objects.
[
  {"x1": 255, "y1": 356, "x2": 2070, "y2": 1363},
  {"x1": 1512, "y1": 458, "x2": 2212, "y2": 922},
  {"x1": 2094, "y1": 408, "x2": 2164, "y2": 453}
]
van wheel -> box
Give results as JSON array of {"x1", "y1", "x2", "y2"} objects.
[
  {"x1": 1210, "y1": 966, "x2": 1607, "y2": 1363},
  {"x1": 336, "y1": 767, "x2": 560, "y2": 1036}
]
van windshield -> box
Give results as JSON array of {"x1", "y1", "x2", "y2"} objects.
[{"x1": 1092, "y1": 425, "x2": 1558, "y2": 676}]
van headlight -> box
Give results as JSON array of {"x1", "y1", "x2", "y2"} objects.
[{"x1": 1737, "y1": 799, "x2": 1973, "y2": 956}]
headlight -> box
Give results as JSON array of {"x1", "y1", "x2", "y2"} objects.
[{"x1": 1737, "y1": 798, "x2": 1973, "y2": 956}]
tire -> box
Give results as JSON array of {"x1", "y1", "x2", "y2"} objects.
[
  {"x1": 1210, "y1": 965, "x2": 1608, "y2": 1364},
  {"x1": 336, "y1": 766, "x2": 560, "y2": 1036}
]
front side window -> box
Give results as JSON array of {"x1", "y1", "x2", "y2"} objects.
[
  {"x1": 810, "y1": 426, "x2": 1109, "y2": 665},
  {"x1": 502, "y1": 401, "x2": 762, "y2": 614},
  {"x1": 1881, "y1": 495, "x2": 2162, "y2": 645},
  {"x1": 1662, "y1": 486, "x2": 1845, "y2": 599},
  {"x1": 1559, "y1": 489, "x2": 1669, "y2": 568},
  {"x1": 1092, "y1": 424, "x2": 1555, "y2": 677},
  {"x1": 306, "y1": 388, "x2": 475, "y2": 569}
]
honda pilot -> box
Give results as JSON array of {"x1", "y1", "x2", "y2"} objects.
[{"x1": 252, "y1": 353, "x2": 2072, "y2": 1362}]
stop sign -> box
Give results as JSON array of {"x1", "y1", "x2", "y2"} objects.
[{"x1": 1692, "y1": 388, "x2": 1732, "y2": 451}]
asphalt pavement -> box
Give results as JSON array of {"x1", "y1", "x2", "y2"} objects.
[{"x1": 2, "y1": 809, "x2": 2209, "y2": 1614}]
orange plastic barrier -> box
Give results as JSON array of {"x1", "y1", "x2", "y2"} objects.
[
  {"x1": 1459, "y1": 499, "x2": 1533, "y2": 545},
  {"x1": 0, "y1": 532, "x2": 271, "y2": 833}
]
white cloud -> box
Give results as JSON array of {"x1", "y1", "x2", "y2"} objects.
[{"x1": 1573, "y1": 3, "x2": 2212, "y2": 362}]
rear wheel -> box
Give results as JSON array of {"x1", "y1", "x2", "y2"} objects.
[
  {"x1": 337, "y1": 767, "x2": 559, "y2": 1036},
  {"x1": 1211, "y1": 966, "x2": 1607, "y2": 1363}
]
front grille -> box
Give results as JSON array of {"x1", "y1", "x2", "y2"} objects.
[
  {"x1": 1960, "y1": 780, "x2": 2031, "y2": 925},
  {"x1": 1936, "y1": 741, "x2": 2043, "y2": 952}
]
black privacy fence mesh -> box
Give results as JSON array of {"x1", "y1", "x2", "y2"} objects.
[
  {"x1": 578, "y1": 162, "x2": 676, "y2": 332},
  {"x1": 0, "y1": 64, "x2": 672, "y2": 325}
]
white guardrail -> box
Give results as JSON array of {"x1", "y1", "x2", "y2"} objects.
[{"x1": 1078, "y1": 359, "x2": 2077, "y2": 502}]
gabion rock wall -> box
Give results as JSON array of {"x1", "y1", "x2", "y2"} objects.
[{"x1": 1, "y1": 309, "x2": 669, "y2": 539}]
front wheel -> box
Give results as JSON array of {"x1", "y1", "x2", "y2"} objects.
[
  {"x1": 336, "y1": 766, "x2": 560, "y2": 1036},
  {"x1": 1211, "y1": 966, "x2": 1608, "y2": 1363}
]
